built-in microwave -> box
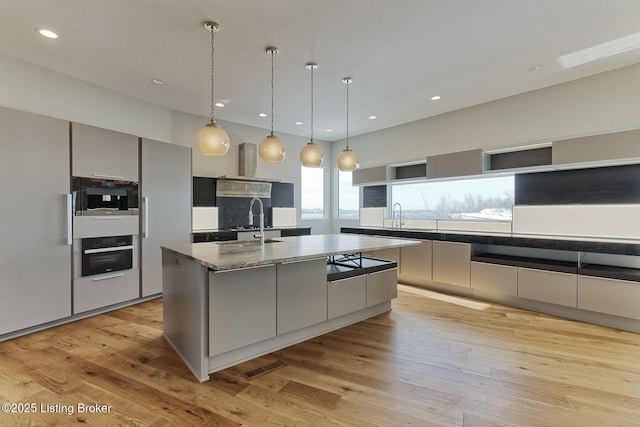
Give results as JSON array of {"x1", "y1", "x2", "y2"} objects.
[
  {"x1": 81, "y1": 235, "x2": 133, "y2": 277},
  {"x1": 72, "y1": 177, "x2": 138, "y2": 216}
]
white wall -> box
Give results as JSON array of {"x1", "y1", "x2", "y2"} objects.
[
  {"x1": 0, "y1": 54, "x2": 172, "y2": 142},
  {"x1": 331, "y1": 63, "x2": 640, "y2": 232}
]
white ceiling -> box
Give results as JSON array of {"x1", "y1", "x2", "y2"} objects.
[{"x1": 2, "y1": 0, "x2": 640, "y2": 142}]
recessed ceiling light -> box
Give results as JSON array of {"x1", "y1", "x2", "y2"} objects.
[
  {"x1": 526, "y1": 64, "x2": 542, "y2": 72},
  {"x1": 368, "y1": 115, "x2": 377, "y2": 120},
  {"x1": 150, "y1": 78, "x2": 166, "y2": 85},
  {"x1": 430, "y1": 95, "x2": 442, "y2": 101},
  {"x1": 325, "y1": 129, "x2": 333, "y2": 132},
  {"x1": 258, "y1": 113, "x2": 267, "y2": 118},
  {"x1": 295, "y1": 121, "x2": 303, "y2": 125},
  {"x1": 214, "y1": 102, "x2": 225, "y2": 108},
  {"x1": 36, "y1": 28, "x2": 58, "y2": 39}
]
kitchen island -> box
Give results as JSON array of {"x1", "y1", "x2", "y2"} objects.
[{"x1": 161, "y1": 234, "x2": 417, "y2": 381}]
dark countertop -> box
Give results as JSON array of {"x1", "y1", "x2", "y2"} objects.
[
  {"x1": 341, "y1": 227, "x2": 640, "y2": 256},
  {"x1": 193, "y1": 226, "x2": 311, "y2": 233}
]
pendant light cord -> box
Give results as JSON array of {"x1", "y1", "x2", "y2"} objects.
[
  {"x1": 270, "y1": 50, "x2": 275, "y2": 136},
  {"x1": 310, "y1": 65, "x2": 314, "y2": 142},
  {"x1": 345, "y1": 79, "x2": 350, "y2": 150},
  {"x1": 210, "y1": 27, "x2": 216, "y2": 125}
]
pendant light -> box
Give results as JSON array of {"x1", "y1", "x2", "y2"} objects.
[
  {"x1": 336, "y1": 77, "x2": 359, "y2": 171},
  {"x1": 259, "y1": 47, "x2": 286, "y2": 163},
  {"x1": 299, "y1": 62, "x2": 324, "y2": 167},
  {"x1": 196, "y1": 21, "x2": 230, "y2": 156}
]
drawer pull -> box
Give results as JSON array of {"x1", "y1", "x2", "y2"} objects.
[
  {"x1": 90, "y1": 216, "x2": 125, "y2": 220},
  {"x1": 92, "y1": 273, "x2": 126, "y2": 281},
  {"x1": 92, "y1": 173, "x2": 125, "y2": 180}
]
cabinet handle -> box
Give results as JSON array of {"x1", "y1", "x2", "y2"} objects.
[
  {"x1": 92, "y1": 273, "x2": 126, "y2": 281},
  {"x1": 213, "y1": 264, "x2": 275, "y2": 274},
  {"x1": 142, "y1": 196, "x2": 149, "y2": 238},
  {"x1": 281, "y1": 257, "x2": 325, "y2": 265},
  {"x1": 65, "y1": 193, "x2": 73, "y2": 245},
  {"x1": 91, "y1": 173, "x2": 125, "y2": 180},
  {"x1": 90, "y1": 216, "x2": 125, "y2": 220},
  {"x1": 368, "y1": 268, "x2": 397, "y2": 275},
  {"x1": 328, "y1": 275, "x2": 365, "y2": 284}
]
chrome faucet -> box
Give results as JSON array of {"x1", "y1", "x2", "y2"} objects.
[
  {"x1": 392, "y1": 202, "x2": 404, "y2": 229},
  {"x1": 248, "y1": 197, "x2": 265, "y2": 244}
]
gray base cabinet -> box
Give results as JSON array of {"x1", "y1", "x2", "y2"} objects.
[
  {"x1": 74, "y1": 269, "x2": 140, "y2": 314},
  {"x1": 399, "y1": 240, "x2": 432, "y2": 285},
  {"x1": 209, "y1": 265, "x2": 277, "y2": 356},
  {"x1": 0, "y1": 108, "x2": 72, "y2": 335},
  {"x1": 328, "y1": 275, "x2": 367, "y2": 319},
  {"x1": 141, "y1": 138, "x2": 192, "y2": 297},
  {"x1": 432, "y1": 241, "x2": 471, "y2": 288},
  {"x1": 471, "y1": 261, "x2": 518, "y2": 296},
  {"x1": 367, "y1": 268, "x2": 398, "y2": 307},
  {"x1": 277, "y1": 258, "x2": 327, "y2": 335},
  {"x1": 518, "y1": 268, "x2": 577, "y2": 307},
  {"x1": 578, "y1": 276, "x2": 640, "y2": 320}
]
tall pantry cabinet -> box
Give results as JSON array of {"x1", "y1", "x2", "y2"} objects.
[
  {"x1": 140, "y1": 138, "x2": 191, "y2": 296},
  {"x1": 0, "y1": 107, "x2": 72, "y2": 335}
]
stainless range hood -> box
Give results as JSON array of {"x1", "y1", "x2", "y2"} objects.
[
  {"x1": 217, "y1": 142, "x2": 279, "y2": 182},
  {"x1": 216, "y1": 179, "x2": 271, "y2": 198},
  {"x1": 216, "y1": 143, "x2": 273, "y2": 197}
]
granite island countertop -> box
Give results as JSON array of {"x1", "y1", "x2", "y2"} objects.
[{"x1": 162, "y1": 233, "x2": 417, "y2": 271}]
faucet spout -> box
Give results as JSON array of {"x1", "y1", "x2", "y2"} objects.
[
  {"x1": 249, "y1": 198, "x2": 265, "y2": 244},
  {"x1": 392, "y1": 202, "x2": 404, "y2": 229}
]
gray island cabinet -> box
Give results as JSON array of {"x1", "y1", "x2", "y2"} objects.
[{"x1": 161, "y1": 234, "x2": 415, "y2": 381}]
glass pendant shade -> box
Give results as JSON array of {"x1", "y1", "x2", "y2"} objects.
[
  {"x1": 259, "y1": 134, "x2": 286, "y2": 163},
  {"x1": 300, "y1": 142, "x2": 324, "y2": 167},
  {"x1": 196, "y1": 123, "x2": 230, "y2": 156},
  {"x1": 337, "y1": 147, "x2": 359, "y2": 172}
]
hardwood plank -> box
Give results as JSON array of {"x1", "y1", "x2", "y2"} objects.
[{"x1": 0, "y1": 286, "x2": 639, "y2": 426}]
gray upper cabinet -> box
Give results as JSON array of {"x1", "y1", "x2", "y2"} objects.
[
  {"x1": 553, "y1": 129, "x2": 640, "y2": 166},
  {"x1": 426, "y1": 149, "x2": 484, "y2": 179},
  {"x1": 71, "y1": 122, "x2": 139, "y2": 181},
  {"x1": 353, "y1": 165, "x2": 389, "y2": 185},
  {"x1": 140, "y1": 139, "x2": 192, "y2": 297},
  {"x1": 0, "y1": 107, "x2": 72, "y2": 335}
]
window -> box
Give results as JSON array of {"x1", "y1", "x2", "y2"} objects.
[
  {"x1": 337, "y1": 170, "x2": 359, "y2": 219},
  {"x1": 301, "y1": 166, "x2": 325, "y2": 219},
  {"x1": 391, "y1": 175, "x2": 514, "y2": 221}
]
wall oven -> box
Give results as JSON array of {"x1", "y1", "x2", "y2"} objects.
[{"x1": 81, "y1": 235, "x2": 133, "y2": 277}]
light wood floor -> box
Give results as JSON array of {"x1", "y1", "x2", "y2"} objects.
[{"x1": 1, "y1": 285, "x2": 639, "y2": 426}]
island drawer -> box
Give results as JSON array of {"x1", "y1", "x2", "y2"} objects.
[
  {"x1": 367, "y1": 267, "x2": 398, "y2": 307},
  {"x1": 328, "y1": 275, "x2": 367, "y2": 319}
]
